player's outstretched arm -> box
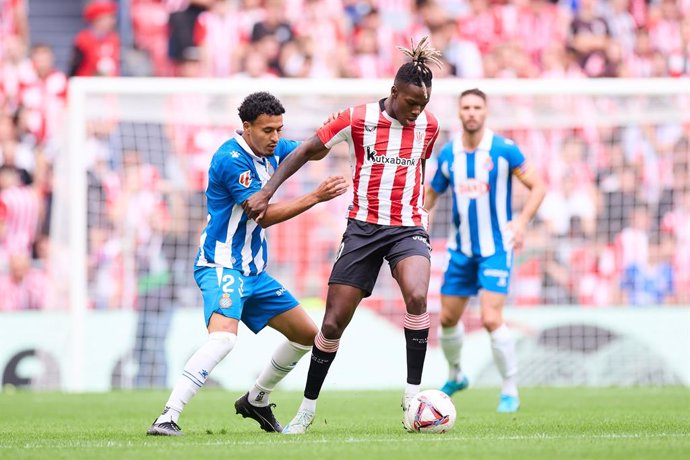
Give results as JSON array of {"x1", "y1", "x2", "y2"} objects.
[
  {"x1": 424, "y1": 186, "x2": 440, "y2": 211},
  {"x1": 242, "y1": 135, "x2": 329, "y2": 221},
  {"x1": 257, "y1": 175, "x2": 347, "y2": 228},
  {"x1": 507, "y1": 166, "x2": 546, "y2": 250}
]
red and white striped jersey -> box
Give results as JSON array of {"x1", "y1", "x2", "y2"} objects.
[
  {"x1": 316, "y1": 100, "x2": 439, "y2": 228},
  {"x1": 0, "y1": 185, "x2": 39, "y2": 256}
]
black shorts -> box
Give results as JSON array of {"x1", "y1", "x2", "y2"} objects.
[{"x1": 329, "y1": 219, "x2": 431, "y2": 297}]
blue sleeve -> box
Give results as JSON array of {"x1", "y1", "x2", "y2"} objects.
[
  {"x1": 215, "y1": 152, "x2": 261, "y2": 205},
  {"x1": 503, "y1": 139, "x2": 526, "y2": 170},
  {"x1": 429, "y1": 143, "x2": 452, "y2": 194},
  {"x1": 276, "y1": 138, "x2": 301, "y2": 161}
]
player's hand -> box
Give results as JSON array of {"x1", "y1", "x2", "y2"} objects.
[
  {"x1": 322, "y1": 111, "x2": 342, "y2": 125},
  {"x1": 314, "y1": 176, "x2": 348, "y2": 202},
  {"x1": 243, "y1": 189, "x2": 271, "y2": 221},
  {"x1": 505, "y1": 219, "x2": 527, "y2": 251}
]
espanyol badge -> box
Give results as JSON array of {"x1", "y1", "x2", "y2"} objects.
[{"x1": 220, "y1": 293, "x2": 232, "y2": 308}]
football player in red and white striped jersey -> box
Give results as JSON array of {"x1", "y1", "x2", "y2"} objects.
[{"x1": 244, "y1": 37, "x2": 442, "y2": 434}]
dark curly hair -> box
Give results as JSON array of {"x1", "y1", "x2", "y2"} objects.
[
  {"x1": 394, "y1": 36, "x2": 443, "y2": 99},
  {"x1": 238, "y1": 92, "x2": 285, "y2": 123}
]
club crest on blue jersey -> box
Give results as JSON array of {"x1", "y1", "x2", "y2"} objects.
[
  {"x1": 239, "y1": 171, "x2": 252, "y2": 187},
  {"x1": 220, "y1": 293, "x2": 232, "y2": 308}
]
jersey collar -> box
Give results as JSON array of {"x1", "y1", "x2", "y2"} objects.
[
  {"x1": 234, "y1": 132, "x2": 267, "y2": 162},
  {"x1": 458, "y1": 128, "x2": 494, "y2": 153}
]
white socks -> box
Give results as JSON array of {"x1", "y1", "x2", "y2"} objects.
[
  {"x1": 157, "y1": 331, "x2": 237, "y2": 424},
  {"x1": 299, "y1": 397, "x2": 317, "y2": 413},
  {"x1": 440, "y1": 323, "x2": 465, "y2": 382},
  {"x1": 490, "y1": 324, "x2": 518, "y2": 397},
  {"x1": 248, "y1": 340, "x2": 312, "y2": 407}
]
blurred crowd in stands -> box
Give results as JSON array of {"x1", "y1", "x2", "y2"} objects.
[{"x1": 0, "y1": 0, "x2": 689, "y2": 311}]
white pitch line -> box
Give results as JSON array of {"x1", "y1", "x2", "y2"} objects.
[{"x1": 1, "y1": 432, "x2": 688, "y2": 450}]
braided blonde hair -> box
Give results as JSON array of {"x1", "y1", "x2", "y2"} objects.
[{"x1": 395, "y1": 36, "x2": 444, "y2": 99}]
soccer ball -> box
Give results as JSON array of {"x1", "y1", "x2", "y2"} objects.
[{"x1": 404, "y1": 389, "x2": 456, "y2": 433}]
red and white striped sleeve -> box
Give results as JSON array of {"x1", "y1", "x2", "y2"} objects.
[{"x1": 316, "y1": 108, "x2": 352, "y2": 149}]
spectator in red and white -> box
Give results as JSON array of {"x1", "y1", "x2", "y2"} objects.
[
  {"x1": 348, "y1": 26, "x2": 391, "y2": 77},
  {"x1": 661, "y1": 190, "x2": 690, "y2": 302},
  {"x1": 0, "y1": 251, "x2": 47, "y2": 311},
  {"x1": 0, "y1": 35, "x2": 29, "y2": 112},
  {"x1": 626, "y1": 27, "x2": 657, "y2": 77},
  {"x1": 502, "y1": 0, "x2": 570, "y2": 69},
  {"x1": 353, "y1": 7, "x2": 399, "y2": 76},
  {"x1": 17, "y1": 44, "x2": 67, "y2": 146},
  {"x1": 668, "y1": 18, "x2": 690, "y2": 77},
  {"x1": 193, "y1": 0, "x2": 248, "y2": 77},
  {"x1": 131, "y1": 0, "x2": 172, "y2": 76},
  {"x1": 0, "y1": 0, "x2": 28, "y2": 62},
  {"x1": 69, "y1": 0, "x2": 120, "y2": 77},
  {"x1": 568, "y1": 0, "x2": 612, "y2": 77},
  {"x1": 457, "y1": 0, "x2": 503, "y2": 54},
  {"x1": 616, "y1": 205, "x2": 651, "y2": 270},
  {"x1": 0, "y1": 165, "x2": 39, "y2": 258},
  {"x1": 648, "y1": 0, "x2": 683, "y2": 57},
  {"x1": 604, "y1": 0, "x2": 637, "y2": 56},
  {"x1": 292, "y1": 0, "x2": 349, "y2": 77}
]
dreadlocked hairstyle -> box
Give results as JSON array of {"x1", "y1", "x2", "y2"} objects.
[{"x1": 394, "y1": 36, "x2": 444, "y2": 99}]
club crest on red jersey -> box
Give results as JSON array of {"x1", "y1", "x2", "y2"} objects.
[{"x1": 239, "y1": 171, "x2": 252, "y2": 187}]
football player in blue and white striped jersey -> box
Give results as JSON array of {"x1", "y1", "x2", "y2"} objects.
[
  {"x1": 425, "y1": 88, "x2": 545, "y2": 413},
  {"x1": 147, "y1": 92, "x2": 346, "y2": 436}
]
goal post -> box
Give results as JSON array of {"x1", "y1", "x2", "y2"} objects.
[{"x1": 53, "y1": 77, "x2": 690, "y2": 391}]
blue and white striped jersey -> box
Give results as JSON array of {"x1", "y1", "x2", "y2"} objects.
[
  {"x1": 430, "y1": 129, "x2": 528, "y2": 258},
  {"x1": 195, "y1": 134, "x2": 299, "y2": 275}
]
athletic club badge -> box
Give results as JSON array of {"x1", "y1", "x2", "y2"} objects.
[
  {"x1": 220, "y1": 293, "x2": 232, "y2": 308},
  {"x1": 484, "y1": 157, "x2": 494, "y2": 171}
]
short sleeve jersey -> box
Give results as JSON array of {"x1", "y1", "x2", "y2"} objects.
[
  {"x1": 316, "y1": 99, "x2": 440, "y2": 228},
  {"x1": 430, "y1": 129, "x2": 528, "y2": 257},
  {"x1": 195, "y1": 134, "x2": 300, "y2": 275}
]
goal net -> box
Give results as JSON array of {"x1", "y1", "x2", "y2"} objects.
[{"x1": 50, "y1": 77, "x2": 689, "y2": 389}]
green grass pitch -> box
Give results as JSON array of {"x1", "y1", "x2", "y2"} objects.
[{"x1": 1, "y1": 387, "x2": 689, "y2": 460}]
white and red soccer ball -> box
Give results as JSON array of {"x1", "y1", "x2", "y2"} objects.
[{"x1": 404, "y1": 389, "x2": 457, "y2": 434}]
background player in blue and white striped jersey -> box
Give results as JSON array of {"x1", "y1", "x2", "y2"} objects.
[
  {"x1": 147, "y1": 92, "x2": 347, "y2": 436},
  {"x1": 425, "y1": 88, "x2": 545, "y2": 413}
]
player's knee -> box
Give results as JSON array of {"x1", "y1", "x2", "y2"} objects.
[
  {"x1": 439, "y1": 312, "x2": 459, "y2": 328},
  {"x1": 481, "y1": 315, "x2": 502, "y2": 332},
  {"x1": 320, "y1": 319, "x2": 345, "y2": 340},
  {"x1": 405, "y1": 291, "x2": 427, "y2": 314}
]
